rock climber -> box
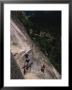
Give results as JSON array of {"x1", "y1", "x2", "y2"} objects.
[
  {"x1": 41, "y1": 64, "x2": 45, "y2": 73},
  {"x1": 22, "y1": 53, "x2": 33, "y2": 74}
]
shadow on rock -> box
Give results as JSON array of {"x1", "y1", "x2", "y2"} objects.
[{"x1": 11, "y1": 53, "x2": 24, "y2": 79}]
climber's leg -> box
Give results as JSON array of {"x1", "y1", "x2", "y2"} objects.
[
  {"x1": 23, "y1": 67, "x2": 27, "y2": 75},
  {"x1": 41, "y1": 68, "x2": 44, "y2": 73},
  {"x1": 23, "y1": 68, "x2": 26, "y2": 74}
]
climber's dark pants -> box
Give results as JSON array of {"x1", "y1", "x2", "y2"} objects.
[
  {"x1": 23, "y1": 64, "x2": 30, "y2": 74},
  {"x1": 41, "y1": 68, "x2": 44, "y2": 73}
]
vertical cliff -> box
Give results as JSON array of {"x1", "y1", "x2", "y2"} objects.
[{"x1": 11, "y1": 18, "x2": 61, "y2": 79}]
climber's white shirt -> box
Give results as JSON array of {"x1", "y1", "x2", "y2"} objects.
[{"x1": 4, "y1": 4, "x2": 69, "y2": 87}]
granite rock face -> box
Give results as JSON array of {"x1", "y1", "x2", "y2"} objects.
[
  {"x1": 11, "y1": 18, "x2": 61, "y2": 79},
  {"x1": 11, "y1": 53, "x2": 24, "y2": 79}
]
